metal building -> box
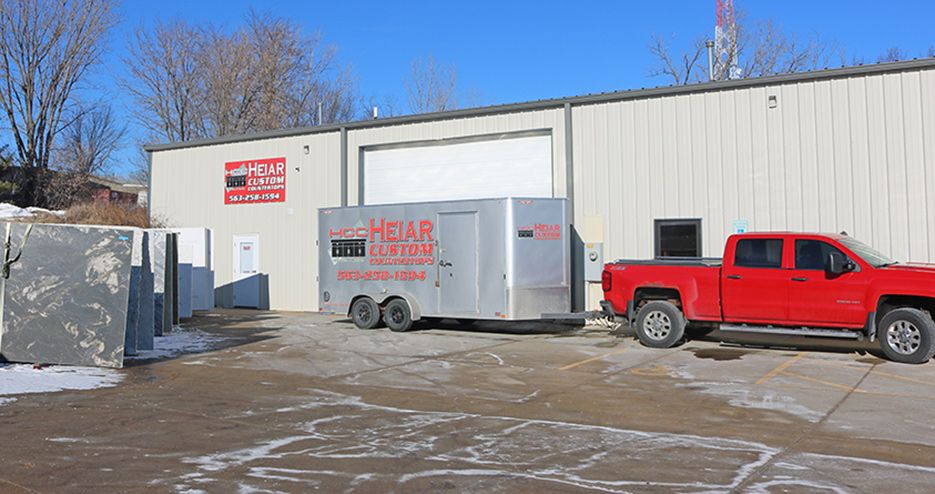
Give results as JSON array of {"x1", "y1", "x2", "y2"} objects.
[{"x1": 148, "y1": 59, "x2": 935, "y2": 312}]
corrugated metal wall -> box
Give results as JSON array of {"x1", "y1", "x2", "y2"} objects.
[
  {"x1": 150, "y1": 133, "x2": 342, "y2": 311},
  {"x1": 574, "y1": 66, "x2": 935, "y2": 264},
  {"x1": 150, "y1": 61, "x2": 935, "y2": 312}
]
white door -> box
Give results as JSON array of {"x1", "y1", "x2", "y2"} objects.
[{"x1": 233, "y1": 234, "x2": 259, "y2": 308}]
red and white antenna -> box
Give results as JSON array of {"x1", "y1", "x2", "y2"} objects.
[{"x1": 715, "y1": 0, "x2": 741, "y2": 79}]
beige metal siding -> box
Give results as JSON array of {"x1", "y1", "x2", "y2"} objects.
[
  {"x1": 150, "y1": 133, "x2": 341, "y2": 311},
  {"x1": 573, "y1": 65, "x2": 935, "y2": 264}
]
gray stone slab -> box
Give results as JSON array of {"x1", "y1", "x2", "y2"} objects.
[
  {"x1": 167, "y1": 232, "x2": 178, "y2": 329},
  {"x1": 137, "y1": 230, "x2": 155, "y2": 351},
  {"x1": 177, "y1": 243, "x2": 193, "y2": 318},
  {"x1": 152, "y1": 230, "x2": 167, "y2": 337},
  {"x1": 0, "y1": 222, "x2": 134, "y2": 368},
  {"x1": 123, "y1": 230, "x2": 143, "y2": 355}
]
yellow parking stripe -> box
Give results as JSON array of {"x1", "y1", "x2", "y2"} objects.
[
  {"x1": 559, "y1": 348, "x2": 628, "y2": 370},
  {"x1": 803, "y1": 358, "x2": 935, "y2": 386},
  {"x1": 755, "y1": 351, "x2": 809, "y2": 385}
]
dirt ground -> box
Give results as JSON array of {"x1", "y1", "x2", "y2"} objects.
[{"x1": 2, "y1": 309, "x2": 935, "y2": 493}]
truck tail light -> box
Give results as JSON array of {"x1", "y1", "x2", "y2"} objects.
[{"x1": 601, "y1": 270, "x2": 611, "y2": 292}]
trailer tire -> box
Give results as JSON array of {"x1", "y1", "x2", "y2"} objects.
[
  {"x1": 878, "y1": 308, "x2": 935, "y2": 364},
  {"x1": 385, "y1": 299, "x2": 413, "y2": 332},
  {"x1": 350, "y1": 297, "x2": 381, "y2": 330},
  {"x1": 635, "y1": 301, "x2": 685, "y2": 348}
]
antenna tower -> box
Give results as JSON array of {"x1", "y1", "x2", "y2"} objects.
[{"x1": 715, "y1": 0, "x2": 741, "y2": 79}]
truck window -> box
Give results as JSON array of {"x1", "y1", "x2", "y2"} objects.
[
  {"x1": 795, "y1": 240, "x2": 845, "y2": 270},
  {"x1": 734, "y1": 238, "x2": 783, "y2": 268}
]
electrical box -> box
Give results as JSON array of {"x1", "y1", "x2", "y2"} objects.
[{"x1": 584, "y1": 242, "x2": 603, "y2": 282}]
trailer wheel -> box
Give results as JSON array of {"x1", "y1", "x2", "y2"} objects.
[
  {"x1": 878, "y1": 308, "x2": 935, "y2": 364},
  {"x1": 385, "y1": 299, "x2": 413, "y2": 332},
  {"x1": 635, "y1": 301, "x2": 685, "y2": 348},
  {"x1": 350, "y1": 297, "x2": 381, "y2": 329}
]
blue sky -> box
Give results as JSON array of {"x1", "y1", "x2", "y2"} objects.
[{"x1": 90, "y1": 1, "x2": 935, "y2": 175}]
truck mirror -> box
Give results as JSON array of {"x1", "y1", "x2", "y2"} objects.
[{"x1": 828, "y1": 252, "x2": 854, "y2": 275}]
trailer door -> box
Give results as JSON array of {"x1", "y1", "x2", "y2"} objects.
[{"x1": 438, "y1": 211, "x2": 479, "y2": 314}]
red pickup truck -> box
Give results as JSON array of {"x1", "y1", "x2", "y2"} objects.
[{"x1": 600, "y1": 232, "x2": 935, "y2": 364}]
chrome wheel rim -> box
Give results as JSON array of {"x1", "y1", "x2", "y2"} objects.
[
  {"x1": 886, "y1": 320, "x2": 922, "y2": 355},
  {"x1": 642, "y1": 311, "x2": 672, "y2": 340}
]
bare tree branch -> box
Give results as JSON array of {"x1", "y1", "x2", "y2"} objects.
[{"x1": 0, "y1": 0, "x2": 119, "y2": 205}]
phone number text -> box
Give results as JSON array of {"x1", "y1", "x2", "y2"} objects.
[{"x1": 336, "y1": 270, "x2": 426, "y2": 281}]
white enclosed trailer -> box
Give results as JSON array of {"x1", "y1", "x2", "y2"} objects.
[{"x1": 318, "y1": 197, "x2": 570, "y2": 331}]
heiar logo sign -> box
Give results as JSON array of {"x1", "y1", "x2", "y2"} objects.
[{"x1": 225, "y1": 157, "x2": 287, "y2": 204}]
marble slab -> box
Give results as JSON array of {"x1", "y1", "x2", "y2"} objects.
[
  {"x1": 152, "y1": 230, "x2": 167, "y2": 337},
  {"x1": 137, "y1": 230, "x2": 155, "y2": 351},
  {"x1": 0, "y1": 222, "x2": 135, "y2": 368},
  {"x1": 123, "y1": 229, "x2": 143, "y2": 355}
]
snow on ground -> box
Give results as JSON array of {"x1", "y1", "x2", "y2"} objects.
[
  {"x1": 0, "y1": 202, "x2": 63, "y2": 220},
  {"x1": 125, "y1": 327, "x2": 228, "y2": 361},
  {"x1": 1, "y1": 328, "x2": 229, "y2": 406},
  {"x1": 0, "y1": 363, "x2": 123, "y2": 406}
]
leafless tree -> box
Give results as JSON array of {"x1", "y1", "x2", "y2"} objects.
[
  {"x1": 928, "y1": 45, "x2": 935, "y2": 58},
  {"x1": 0, "y1": 0, "x2": 119, "y2": 205},
  {"x1": 647, "y1": 33, "x2": 709, "y2": 85},
  {"x1": 55, "y1": 105, "x2": 127, "y2": 176},
  {"x1": 121, "y1": 18, "x2": 206, "y2": 142},
  {"x1": 359, "y1": 93, "x2": 400, "y2": 120},
  {"x1": 647, "y1": 5, "x2": 841, "y2": 85},
  {"x1": 121, "y1": 11, "x2": 359, "y2": 144},
  {"x1": 405, "y1": 53, "x2": 461, "y2": 113},
  {"x1": 877, "y1": 46, "x2": 907, "y2": 63}
]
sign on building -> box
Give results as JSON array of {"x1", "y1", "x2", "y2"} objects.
[{"x1": 224, "y1": 157, "x2": 287, "y2": 205}]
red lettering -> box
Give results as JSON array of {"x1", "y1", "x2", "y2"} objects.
[
  {"x1": 370, "y1": 218, "x2": 385, "y2": 242},
  {"x1": 342, "y1": 228, "x2": 355, "y2": 238},
  {"x1": 386, "y1": 221, "x2": 399, "y2": 242},
  {"x1": 420, "y1": 244, "x2": 433, "y2": 256},
  {"x1": 329, "y1": 229, "x2": 342, "y2": 238},
  {"x1": 404, "y1": 222, "x2": 418, "y2": 241},
  {"x1": 420, "y1": 221, "x2": 433, "y2": 241},
  {"x1": 356, "y1": 227, "x2": 368, "y2": 238}
]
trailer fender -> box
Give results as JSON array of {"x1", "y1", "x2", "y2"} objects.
[{"x1": 362, "y1": 293, "x2": 423, "y2": 321}]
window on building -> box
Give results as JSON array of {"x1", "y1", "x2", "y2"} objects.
[{"x1": 654, "y1": 219, "x2": 702, "y2": 258}]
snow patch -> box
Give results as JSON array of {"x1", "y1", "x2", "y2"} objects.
[
  {"x1": 0, "y1": 363, "x2": 123, "y2": 402},
  {"x1": 125, "y1": 327, "x2": 227, "y2": 360}
]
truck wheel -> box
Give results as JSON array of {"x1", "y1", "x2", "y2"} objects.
[
  {"x1": 385, "y1": 299, "x2": 413, "y2": 332},
  {"x1": 635, "y1": 301, "x2": 686, "y2": 348},
  {"x1": 350, "y1": 297, "x2": 381, "y2": 329},
  {"x1": 878, "y1": 308, "x2": 935, "y2": 364}
]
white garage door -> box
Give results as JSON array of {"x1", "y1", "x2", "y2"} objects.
[{"x1": 363, "y1": 133, "x2": 553, "y2": 205}]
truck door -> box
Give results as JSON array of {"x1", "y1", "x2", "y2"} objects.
[
  {"x1": 721, "y1": 237, "x2": 789, "y2": 322},
  {"x1": 787, "y1": 239, "x2": 867, "y2": 326},
  {"x1": 437, "y1": 211, "x2": 479, "y2": 314}
]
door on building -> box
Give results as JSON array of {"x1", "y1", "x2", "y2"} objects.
[
  {"x1": 233, "y1": 234, "x2": 259, "y2": 308},
  {"x1": 437, "y1": 212, "x2": 479, "y2": 314}
]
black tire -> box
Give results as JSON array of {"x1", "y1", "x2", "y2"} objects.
[
  {"x1": 634, "y1": 301, "x2": 686, "y2": 348},
  {"x1": 878, "y1": 308, "x2": 935, "y2": 364},
  {"x1": 385, "y1": 299, "x2": 413, "y2": 332},
  {"x1": 350, "y1": 297, "x2": 381, "y2": 329}
]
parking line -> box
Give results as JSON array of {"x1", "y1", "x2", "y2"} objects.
[
  {"x1": 755, "y1": 351, "x2": 809, "y2": 385},
  {"x1": 559, "y1": 348, "x2": 628, "y2": 370},
  {"x1": 803, "y1": 358, "x2": 935, "y2": 386}
]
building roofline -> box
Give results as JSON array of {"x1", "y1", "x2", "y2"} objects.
[{"x1": 145, "y1": 58, "x2": 935, "y2": 153}]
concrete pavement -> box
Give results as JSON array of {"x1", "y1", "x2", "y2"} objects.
[{"x1": 1, "y1": 309, "x2": 934, "y2": 493}]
